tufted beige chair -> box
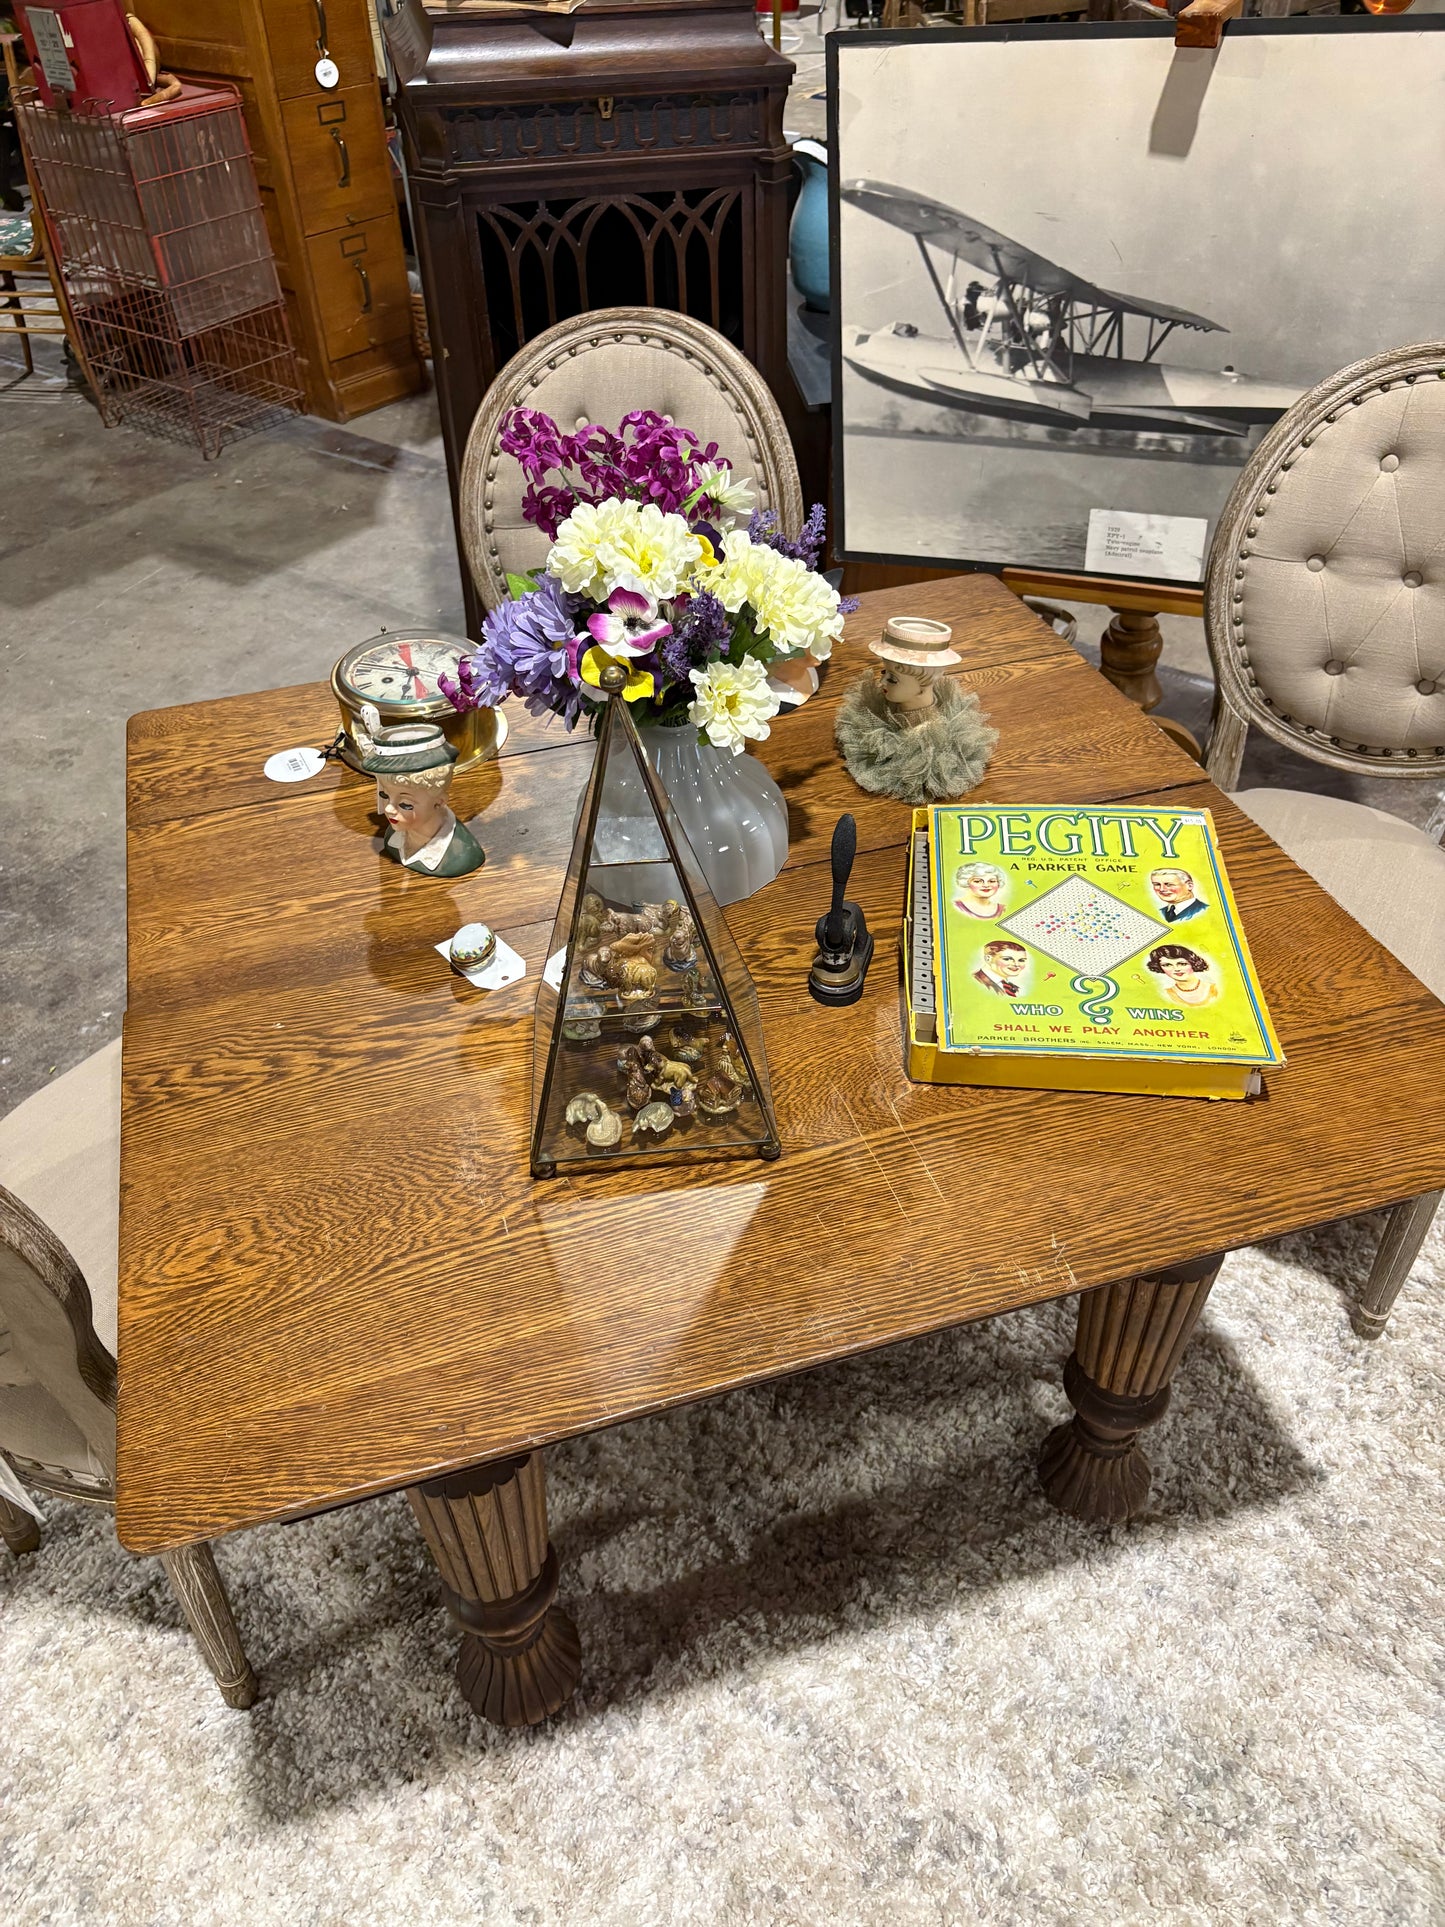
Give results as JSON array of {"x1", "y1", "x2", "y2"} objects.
[
  {"x1": 1204, "y1": 341, "x2": 1445, "y2": 1338},
  {"x1": 458, "y1": 307, "x2": 804, "y2": 612},
  {"x1": 0, "y1": 1044, "x2": 257, "y2": 1706}
]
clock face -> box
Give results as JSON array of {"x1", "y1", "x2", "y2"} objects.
[{"x1": 340, "y1": 635, "x2": 466, "y2": 708}]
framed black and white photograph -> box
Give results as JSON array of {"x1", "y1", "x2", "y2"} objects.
[{"x1": 829, "y1": 17, "x2": 1445, "y2": 587}]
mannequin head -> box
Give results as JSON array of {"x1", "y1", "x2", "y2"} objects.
[
  {"x1": 875, "y1": 659, "x2": 939, "y2": 716},
  {"x1": 375, "y1": 765, "x2": 454, "y2": 858}
]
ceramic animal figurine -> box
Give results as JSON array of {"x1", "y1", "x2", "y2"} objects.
[
  {"x1": 633, "y1": 1101, "x2": 674, "y2": 1139},
  {"x1": 625, "y1": 1069, "x2": 653, "y2": 1110},
  {"x1": 696, "y1": 1070, "x2": 743, "y2": 1118},
  {"x1": 834, "y1": 617, "x2": 998, "y2": 807},
  {"x1": 561, "y1": 998, "x2": 603, "y2": 1042},
  {"x1": 356, "y1": 703, "x2": 485, "y2": 876},
  {"x1": 664, "y1": 917, "x2": 698, "y2": 970}
]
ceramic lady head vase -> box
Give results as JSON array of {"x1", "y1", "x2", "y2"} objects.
[{"x1": 355, "y1": 703, "x2": 486, "y2": 877}]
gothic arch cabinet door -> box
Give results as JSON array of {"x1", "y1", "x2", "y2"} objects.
[{"x1": 397, "y1": 0, "x2": 794, "y2": 641}]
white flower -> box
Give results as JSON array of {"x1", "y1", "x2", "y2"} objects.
[
  {"x1": 699, "y1": 532, "x2": 845, "y2": 659},
  {"x1": 691, "y1": 460, "x2": 755, "y2": 525},
  {"x1": 687, "y1": 656, "x2": 781, "y2": 755},
  {"x1": 547, "y1": 498, "x2": 703, "y2": 603}
]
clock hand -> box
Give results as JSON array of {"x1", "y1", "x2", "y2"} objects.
[{"x1": 396, "y1": 640, "x2": 429, "y2": 700}]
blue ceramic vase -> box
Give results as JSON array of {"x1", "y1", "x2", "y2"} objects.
[{"x1": 789, "y1": 139, "x2": 830, "y2": 314}]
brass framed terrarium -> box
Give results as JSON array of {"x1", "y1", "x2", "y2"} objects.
[{"x1": 531, "y1": 666, "x2": 782, "y2": 1179}]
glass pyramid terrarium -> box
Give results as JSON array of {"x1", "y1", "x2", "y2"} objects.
[{"x1": 531, "y1": 667, "x2": 782, "y2": 1178}]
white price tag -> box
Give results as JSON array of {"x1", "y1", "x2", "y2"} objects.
[
  {"x1": 264, "y1": 746, "x2": 327, "y2": 783},
  {"x1": 315, "y1": 56, "x2": 340, "y2": 89}
]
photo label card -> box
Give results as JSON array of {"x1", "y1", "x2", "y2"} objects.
[{"x1": 1085, "y1": 509, "x2": 1208, "y2": 583}]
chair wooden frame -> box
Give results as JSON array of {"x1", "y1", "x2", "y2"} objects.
[
  {"x1": 0, "y1": 35, "x2": 99, "y2": 393},
  {"x1": 1202, "y1": 341, "x2": 1445, "y2": 1337},
  {"x1": 458, "y1": 305, "x2": 805, "y2": 613},
  {"x1": 0, "y1": 1184, "x2": 257, "y2": 1707}
]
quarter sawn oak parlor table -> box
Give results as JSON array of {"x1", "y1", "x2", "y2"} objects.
[{"x1": 118, "y1": 579, "x2": 1445, "y2": 1726}]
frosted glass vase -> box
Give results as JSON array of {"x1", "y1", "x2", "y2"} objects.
[{"x1": 587, "y1": 723, "x2": 790, "y2": 906}]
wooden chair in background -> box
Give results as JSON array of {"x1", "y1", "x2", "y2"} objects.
[
  {"x1": 0, "y1": 1043, "x2": 257, "y2": 1706},
  {"x1": 1203, "y1": 341, "x2": 1445, "y2": 1337},
  {"x1": 459, "y1": 306, "x2": 803, "y2": 612},
  {"x1": 0, "y1": 34, "x2": 96, "y2": 393}
]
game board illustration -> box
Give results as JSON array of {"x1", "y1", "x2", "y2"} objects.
[{"x1": 999, "y1": 874, "x2": 1164, "y2": 975}]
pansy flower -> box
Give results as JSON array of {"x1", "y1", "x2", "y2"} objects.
[{"x1": 584, "y1": 586, "x2": 672, "y2": 658}]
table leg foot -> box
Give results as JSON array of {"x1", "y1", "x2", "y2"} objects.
[
  {"x1": 1038, "y1": 1254, "x2": 1224, "y2": 1525},
  {"x1": 457, "y1": 1597, "x2": 582, "y2": 1729},
  {"x1": 409, "y1": 1450, "x2": 581, "y2": 1728}
]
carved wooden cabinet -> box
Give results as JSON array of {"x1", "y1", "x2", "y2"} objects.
[
  {"x1": 142, "y1": 0, "x2": 423, "y2": 420},
  {"x1": 395, "y1": 0, "x2": 793, "y2": 639}
]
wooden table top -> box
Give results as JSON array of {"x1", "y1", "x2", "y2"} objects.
[{"x1": 116, "y1": 577, "x2": 1445, "y2": 1553}]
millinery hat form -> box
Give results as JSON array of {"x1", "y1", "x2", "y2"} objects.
[{"x1": 869, "y1": 616, "x2": 962, "y2": 669}]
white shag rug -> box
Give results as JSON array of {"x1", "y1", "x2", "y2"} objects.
[{"x1": 3, "y1": 1215, "x2": 1442, "y2": 1926}]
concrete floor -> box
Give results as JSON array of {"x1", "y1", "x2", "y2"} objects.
[
  {"x1": 0, "y1": 338, "x2": 463, "y2": 1114},
  {"x1": 3, "y1": 330, "x2": 1442, "y2": 1116}
]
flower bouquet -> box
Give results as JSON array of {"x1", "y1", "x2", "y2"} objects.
[{"x1": 440, "y1": 408, "x2": 854, "y2": 755}]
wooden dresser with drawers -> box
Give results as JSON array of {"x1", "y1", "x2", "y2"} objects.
[{"x1": 142, "y1": 0, "x2": 422, "y2": 420}]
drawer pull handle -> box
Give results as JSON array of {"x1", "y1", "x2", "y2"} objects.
[
  {"x1": 354, "y1": 260, "x2": 372, "y2": 313},
  {"x1": 331, "y1": 128, "x2": 350, "y2": 188},
  {"x1": 313, "y1": 1, "x2": 329, "y2": 53}
]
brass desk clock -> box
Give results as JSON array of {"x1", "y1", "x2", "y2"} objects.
[{"x1": 330, "y1": 629, "x2": 506, "y2": 772}]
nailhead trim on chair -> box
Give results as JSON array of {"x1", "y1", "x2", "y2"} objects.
[{"x1": 1205, "y1": 346, "x2": 1445, "y2": 778}]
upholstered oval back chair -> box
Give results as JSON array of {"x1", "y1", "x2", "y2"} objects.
[
  {"x1": 0, "y1": 1044, "x2": 257, "y2": 1707},
  {"x1": 1204, "y1": 340, "x2": 1445, "y2": 1337},
  {"x1": 459, "y1": 307, "x2": 805, "y2": 612}
]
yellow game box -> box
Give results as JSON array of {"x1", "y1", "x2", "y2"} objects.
[{"x1": 903, "y1": 804, "x2": 1284, "y2": 1100}]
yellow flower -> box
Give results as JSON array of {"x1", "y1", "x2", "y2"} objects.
[
  {"x1": 693, "y1": 535, "x2": 717, "y2": 570},
  {"x1": 580, "y1": 644, "x2": 655, "y2": 702}
]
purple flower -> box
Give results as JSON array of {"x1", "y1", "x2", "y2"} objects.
[
  {"x1": 659, "y1": 590, "x2": 730, "y2": 686},
  {"x1": 500, "y1": 404, "x2": 736, "y2": 532},
  {"x1": 749, "y1": 501, "x2": 829, "y2": 572},
  {"x1": 585, "y1": 586, "x2": 672, "y2": 658},
  {"x1": 442, "y1": 575, "x2": 587, "y2": 730},
  {"x1": 522, "y1": 483, "x2": 577, "y2": 541},
  {"x1": 499, "y1": 408, "x2": 573, "y2": 483}
]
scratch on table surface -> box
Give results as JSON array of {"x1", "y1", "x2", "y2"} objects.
[
  {"x1": 882, "y1": 1090, "x2": 947, "y2": 1203},
  {"x1": 839, "y1": 1091, "x2": 911, "y2": 1220}
]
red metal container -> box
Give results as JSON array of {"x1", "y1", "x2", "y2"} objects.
[{"x1": 14, "y1": 0, "x2": 149, "y2": 115}]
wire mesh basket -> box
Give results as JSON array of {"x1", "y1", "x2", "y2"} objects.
[{"x1": 13, "y1": 79, "x2": 302, "y2": 454}]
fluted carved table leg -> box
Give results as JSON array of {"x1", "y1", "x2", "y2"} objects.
[
  {"x1": 408, "y1": 1451, "x2": 580, "y2": 1728},
  {"x1": 1039, "y1": 1253, "x2": 1225, "y2": 1525}
]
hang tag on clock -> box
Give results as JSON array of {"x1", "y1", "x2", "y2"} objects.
[
  {"x1": 264, "y1": 745, "x2": 326, "y2": 783},
  {"x1": 315, "y1": 55, "x2": 340, "y2": 89}
]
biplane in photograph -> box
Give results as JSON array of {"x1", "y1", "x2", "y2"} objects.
[{"x1": 840, "y1": 180, "x2": 1302, "y2": 437}]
